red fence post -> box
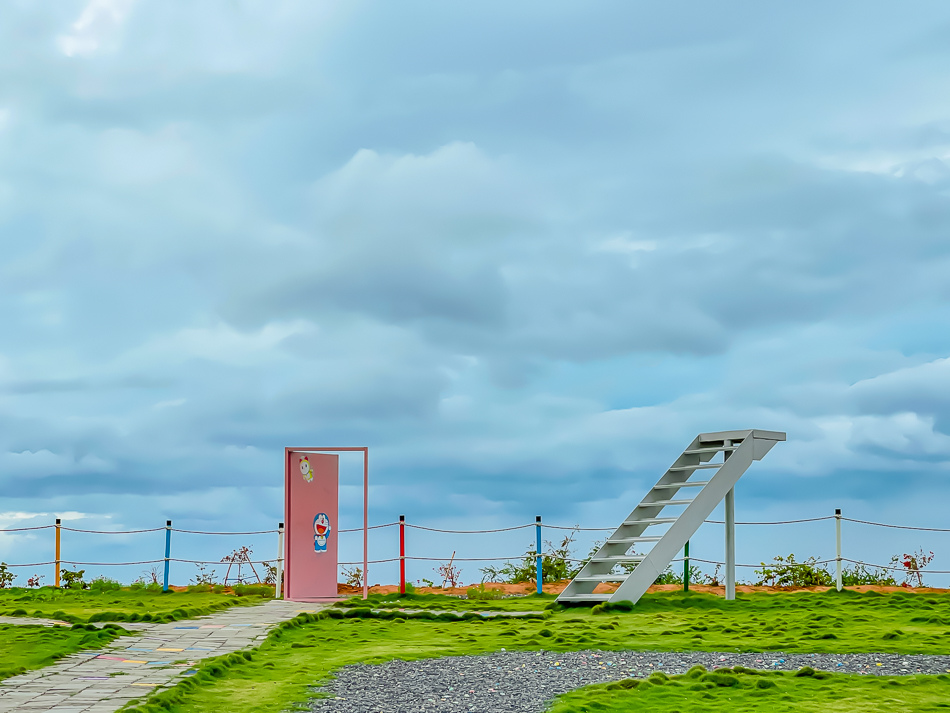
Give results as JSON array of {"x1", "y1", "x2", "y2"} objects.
[{"x1": 399, "y1": 515, "x2": 406, "y2": 594}]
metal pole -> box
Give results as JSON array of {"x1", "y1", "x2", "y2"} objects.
[
  {"x1": 163, "y1": 520, "x2": 172, "y2": 592},
  {"x1": 399, "y1": 515, "x2": 406, "y2": 594},
  {"x1": 535, "y1": 516, "x2": 542, "y2": 595},
  {"x1": 55, "y1": 518, "x2": 61, "y2": 588},
  {"x1": 725, "y1": 490, "x2": 735, "y2": 600},
  {"x1": 835, "y1": 508, "x2": 842, "y2": 592},
  {"x1": 684, "y1": 540, "x2": 690, "y2": 592},
  {"x1": 275, "y1": 522, "x2": 285, "y2": 599},
  {"x1": 724, "y1": 439, "x2": 735, "y2": 601},
  {"x1": 362, "y1": 448, "x2": 369, "y2": 601}
]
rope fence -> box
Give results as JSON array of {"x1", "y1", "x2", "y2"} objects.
[{"x1": 1, "y1": 511, "x2": 948, "y2": 591}]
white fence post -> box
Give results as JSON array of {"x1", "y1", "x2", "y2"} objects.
[
  {"x1": 835, "y1": 508, "x2": 842, "y2": 591},
  {"x1": 275, "y1": 522, "x2": 285, "y2": 599}
]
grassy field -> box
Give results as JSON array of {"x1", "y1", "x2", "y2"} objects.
[
  {"x1": 343, "y1": 588, "x2": 950, "y2": 654},
  {"x1": 0, "y1": 587, "x2": 269, "y2": 624},
  {"x1": 121, "y1": 589, "x2": 950, "y2": 713},
  {"x1": 0, "y1": 623, "x2": 129, "y2": 680},
  {"x1": 339, "y1": 589, "x2": 555, "y2": 611},
  {"x1": 548, "y1": 666, "x2": 950, "y2": 712}
]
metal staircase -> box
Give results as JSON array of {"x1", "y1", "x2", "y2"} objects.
[{"x1": 557, "y1": 429, "x2": 785, "y2": 605}]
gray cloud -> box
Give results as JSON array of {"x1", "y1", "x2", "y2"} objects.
[{"x1": 2, "y1": 0, "x2": 950, "y2": 582}]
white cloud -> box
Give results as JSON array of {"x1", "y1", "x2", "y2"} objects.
[{"x1": 57, "y1": 0, "x2": 135, "y2": 58}]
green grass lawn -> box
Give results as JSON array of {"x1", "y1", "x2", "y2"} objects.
[
  {"x1": 0, "y1": 587, "x2": 268, "y2": 624},
  {"x1": 122, "y1": 589, "x2": 950, "y2": 713},
  {"x1": 0, "y1": 623, "x2": 129, "y2": 680},
  {"x1": 343, "y1": 588, "x2": 950, "y2": 654},
  {"x1": 548, "y1": 666, "x2": 950, "y2": 712},
  {"x1": 342, "y1": 589, "x2": 555, "y2": 612}
]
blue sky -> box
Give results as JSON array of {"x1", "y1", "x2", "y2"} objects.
[{"x1": 2, "y1": 1, "x2": 950, "y2": 587}]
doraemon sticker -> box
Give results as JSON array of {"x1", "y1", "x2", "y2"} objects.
[
  {"x1": 313, "y1": 512, "x2": 331, "y2": 553},
  {"x1": 300, "y1": 456, "x2": 314, "y2": 483}
]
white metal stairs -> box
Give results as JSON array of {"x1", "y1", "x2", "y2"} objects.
[{"x1": 557, "y1": 429, "x2": 785, "y2": 605}]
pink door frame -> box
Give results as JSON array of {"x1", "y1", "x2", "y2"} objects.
[{"x1": 284, "y1": 447, "x2": 369, "y2": 601}]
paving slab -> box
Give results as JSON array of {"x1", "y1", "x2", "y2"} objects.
[{"x1": 0, "y1": 600, "x2": 320, "y2": 712}]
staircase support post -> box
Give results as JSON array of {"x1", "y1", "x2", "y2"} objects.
[{"x1": 725, "y1": 487, "x2": 735, "y2": 601}]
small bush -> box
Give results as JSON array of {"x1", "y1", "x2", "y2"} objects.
[
  {"x1": 61, "y1": 569, "x2": 87, "y2": 590},
  {"x1": 89, "y1": 576, "x2": 122, "y2": 592},
  {"x1": 466, "y1": 584, "x2": 505, "y2": 600},
  {"x1": 754, "y1": 555, "x2": 832, "y2": 587},
  {"x1": 841, "y1": 562, "x2": 896, "y2": 586},
  {"x1": 0, "y1": 563, "x2": 15, "y2": 588}
]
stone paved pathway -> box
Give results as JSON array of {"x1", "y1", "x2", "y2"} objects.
[{"x1": 0, "y1": 600, "x2": 318, "y2": 712}]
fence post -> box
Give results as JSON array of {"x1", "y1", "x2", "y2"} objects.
[
  {"x1": 163, "y1": 520, "x2": 172, "y2": 592},
  {"x1": 54, "y1": 518, "x2": 61, "y2": 588},
  {"x1": 275, "y1": 522, "x2": 285, "y2": 599},
  {"x1": 835, "y1": 508, "x2": 842, "y2": 592},
  {"x1": 684, "y1": 540, "x2": 689, "y2": 592},
  {"x1": 535, "y1": 516, "x2": 542, "y2": 595},
  {"x1": 399, "y1": 515, "x2": 406, "y2": 595}
]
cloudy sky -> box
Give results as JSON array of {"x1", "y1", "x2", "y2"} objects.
[{"x1": 2, "y1": 0, "x2": 950, "y2": 587}]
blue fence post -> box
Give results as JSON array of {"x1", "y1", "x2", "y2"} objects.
[
  {"x1": 163, "y1": 520, "x2": 172, "y2": 592},
  {"x1": 535, "y1": 515, "x2": 542, "y2": 595}
]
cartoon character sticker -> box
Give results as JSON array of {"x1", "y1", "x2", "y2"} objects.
[
  {"x1": 313, "y1": 512, "x2": 331, "y2": 553},
  {"x1": 300, "y1": 456, "x2": 314, "y2": 483}
]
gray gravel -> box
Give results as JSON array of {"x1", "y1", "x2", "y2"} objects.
[{"x1": 308, "y1": 649, "x2": 950, "y2": 713}]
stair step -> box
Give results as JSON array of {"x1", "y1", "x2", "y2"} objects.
[
  {"x1": 623, "y1": 517, "x2": 677, "y2": 525},
  {"x1": 684, "y1": 446, "x2": 737, "y2": 455},
  {"x1": 608, "y1": 536, "x2": 661, "y2": 544},
  {"x1": 573, "y1": 574, "x2": 630, "y2": 583},
  {"x1": 668, "y1": 464, "x2": 722, "y2": 472},
  {"x1": 560, "y1": 594, "x2": 612, "y2": 602},
  {"x1": 638, "y1": 499, "x2": 693, "y2": 507},
  {"x1": 653, "y1": 480, "x2": 710, "y2": 490},
  {"x1": 591, "y1": 555, "x2": 646, "y2": 563}
]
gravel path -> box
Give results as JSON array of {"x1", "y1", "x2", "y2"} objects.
[{"x1": 309, "y1": 649, "x2": 950, "y2": 713}]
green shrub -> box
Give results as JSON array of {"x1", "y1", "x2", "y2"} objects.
[
  {"x1": 754, "y1": 555, "x2": 833, "y2": 587},
  {"x1": 89, "y1": 576, "x2": 122, "y2": 592},
  {"x1": 466, "y1": 584, "x2": 505, "y2": 600},
  {"x1": 841, "y1": 563, "x2": 897, "y2": 586},
  {"x1": 479, "y1": 529, "x2": 584, "y2": 584},
  {"x1": 0, "y1": 563, "x2": 15, "y2": 588},
  {"x1": 61, "y1": 569, "x2": 87, "y2": 589}
]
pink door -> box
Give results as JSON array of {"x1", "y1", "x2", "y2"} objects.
[{"x1": 285, "y1": 451, "x2": 339, "y2": 600}]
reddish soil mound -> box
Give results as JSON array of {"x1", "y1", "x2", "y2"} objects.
[{"x1": 335, "y1": 581, "x2": 950, "y2": 597}]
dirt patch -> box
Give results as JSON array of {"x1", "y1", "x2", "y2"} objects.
[{"x1": 335, "y1": 581, "x2": 950, "y2": 597}]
